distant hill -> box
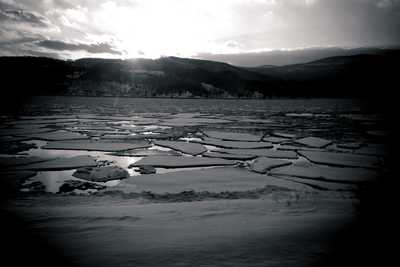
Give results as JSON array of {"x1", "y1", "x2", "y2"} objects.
[
  {"x1": 196, "y1": 47, "x2": 397, "y2": 67},
  {"x1": 1, "y1": 49, "x2": 398, "y2": 99},
  {"x1": 248, "y1": 51, "x2": 399, "y2": 97}
]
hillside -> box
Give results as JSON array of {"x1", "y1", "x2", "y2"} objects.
[
  {"x1": 1, "y1": 50, "x2": 398, "y2": 99},
  {"x1": 249, "y1": 51, "x2": 399, "y2": 97}
]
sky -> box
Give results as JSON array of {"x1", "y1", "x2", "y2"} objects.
[{"x1": 1, "y1": 0, "x2": 399, "y2": 62}]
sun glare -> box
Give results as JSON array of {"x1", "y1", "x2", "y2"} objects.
[{"x1": 92, "y1": 0, "x2": 241, "y2": 58}]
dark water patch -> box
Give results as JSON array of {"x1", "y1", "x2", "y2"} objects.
[
  {"x1": 7, "y1": 97, "x2": 366, "y2": 117},
  {"x1": 0, "y1": 141, "x2": 37, "y2": 154}
]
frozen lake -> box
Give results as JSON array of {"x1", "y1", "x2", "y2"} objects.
[{"x1": 0, "y1": 96, "x2": 392, "y2": 266}]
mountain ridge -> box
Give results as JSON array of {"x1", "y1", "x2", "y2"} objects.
[{"x1": 1, "y1": 50, "x2": 398, "y2": 99}]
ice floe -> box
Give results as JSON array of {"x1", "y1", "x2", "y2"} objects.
[
  {"x1": 294, "y1": 137, "x2": 333, "y2": 148},
  {"x1": 203, "y1": 131, "x2": 262, "y2": 142},
  {"x1": 298, "y1": 151, "x2": 380, "y2": 168},
  {"x1": 153, "y1": 140, "x2": 207, "y2": 155},
  {"x1": 195, "y1": 138, "x2": 273, "y2": 149},
  {"x1": 129, "y1": 155, "x2": 236, "y2": 168},
  {"x1": 250, "y1": 158, "x2": 292, "y2": 174},
  {"x1": 43, "y1": 140, "x2": 151, "y2": 152}
]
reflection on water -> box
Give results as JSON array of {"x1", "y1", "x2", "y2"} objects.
[
  {"x1": 24, "y1": 170, "x2": 76, "y2": 193},
  {"x1": 14, "y1": 136, "x2": 276, "y2": 194},
  {"x1": 204, "y1": 145, "x2": 220, "y2": 151},
  {"x1": 20, "y1": 140, "x2": 143, "y2": 170},
  {"x1": 149, "y1": 145, "x2": 171, "y2": 151},
  {"x1": 179, "y1": 137, "x2": 202, "y2": 142},
  {"x1": 24, "y1": 170, "x2": 123, "y2": 193},
  {"x1": 17, "y1": 139, "x2": 235, "y2": 192},
  {"x1": 141, "y1": 132, "x2": 158, "y2": 135}
]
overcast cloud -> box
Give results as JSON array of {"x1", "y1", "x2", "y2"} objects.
[{"x1": 0, "y1": 0, "x2": 399, "y2": 63}]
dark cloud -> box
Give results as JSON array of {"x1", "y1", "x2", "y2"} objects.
[
  {"x1": 0, "y1": 1, "x2": 48, "y2": 27},
  {"x1": 20, "y1": 49, "x2": 62, "y2": 59},
  {"x1": 36, "y1": 40, "x2": 122, "y2": 55},
  {"x1": 376, "y1": 0, "x2": 400, "y2": 8},
  {"x1": 0, "y1": 36, "x2": 38, "y2": 46}
]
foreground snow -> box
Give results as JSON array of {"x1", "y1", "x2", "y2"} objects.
[{"x1": 6, "y1": 193, "x2": 356, "y2": 267}]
